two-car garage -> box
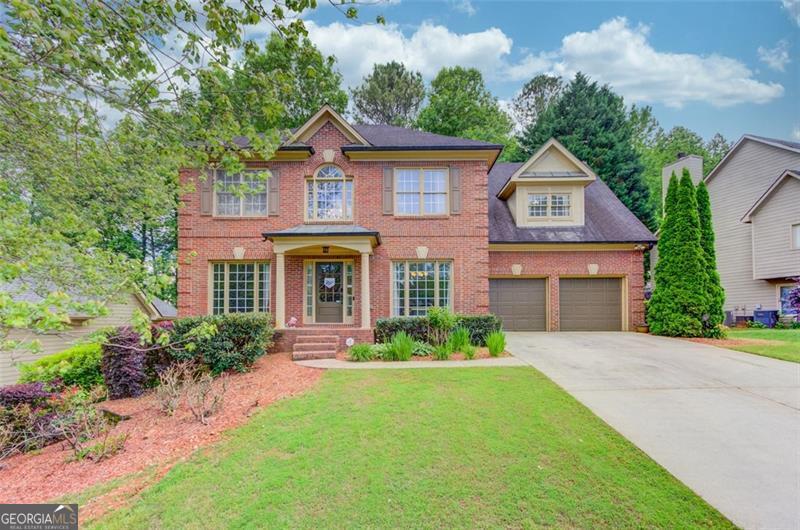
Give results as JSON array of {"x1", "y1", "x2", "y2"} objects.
[{"x1": 489, "y1": 277, "x2": 624, "y2": 331}]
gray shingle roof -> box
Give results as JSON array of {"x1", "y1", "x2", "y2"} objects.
[
  {"x1": 489, "y1": 163, "x2": 656, "y2": 244},
  {"x1": 349, "y1": 124, "x2": 502, "y2": 149}
]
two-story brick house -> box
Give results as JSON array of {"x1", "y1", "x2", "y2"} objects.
[{"x1": 178, "y1": 106, "x2": 655, "y2": 356}]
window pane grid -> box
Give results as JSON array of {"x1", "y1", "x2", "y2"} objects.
[
  {"x1": 228, "y1": 263, "x2": 255, "y2": 313},
  {"x1": 258, "y1": 263, "x2": 270, "y2": 313},
  {"x1": 307, "y1": 165, "x2": 352, "y2": 221},
  {"x1": 215, "y1": 171, "x2": 268, "y2": 216},
  {"x1": 345, "y1": 263, "x2": 354, "y2": 317},
  {"x1": 392, "y1": 261, "x2": 451, "y2": 317},
  {"x1": 305, "y1": 263, "x2": 314, "y2": 317},
  {"x1": 395, "y1": 169, "x2": 448, "y2": 215},
  {"x1": 551, "y1": 194, "x2": 571, "y2": 217},
  {"x1": 528, "y1": 194, "x2": 548, "y2": 217},
  {"x1": 212, "y1": 263, "x2": 225, "y2": 314}
]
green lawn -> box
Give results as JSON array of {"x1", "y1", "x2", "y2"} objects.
[
  {"x1": 91, "y1": 368, "x2": 732, "y2": 529},
  {"x1": 726, "y1": 328, "x2": 800, "y2": 363}
]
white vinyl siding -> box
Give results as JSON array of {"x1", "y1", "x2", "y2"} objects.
[{"x1": 706, "y1": 139, "x2": 800, "y2": 312}]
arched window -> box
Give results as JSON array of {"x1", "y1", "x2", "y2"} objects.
[{"x1": 306, "y1": 165, "x2": 353, "y2": 221}]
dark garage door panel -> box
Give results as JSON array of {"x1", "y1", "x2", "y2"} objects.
[
  {"x1": 559, "y1": 278, "x2": 622, "y2": 331},
  {"x1": 489, "y1": 279, "x2": 547, "y2": 331}
]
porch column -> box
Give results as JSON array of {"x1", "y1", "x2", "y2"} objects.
[
  {"x1": 360, "y1": 251, "x2": 371, "y2": 329},
  {"x1": 275, "y1": 251, "x2": 285, "y2": 330}
]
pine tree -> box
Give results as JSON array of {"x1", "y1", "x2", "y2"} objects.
[
  {"x1": 696, "y1": 181, "x2": 726, "y2": 337},
  {"x1": 648, "y1": 169, "x2": 708, "y2": 336}
]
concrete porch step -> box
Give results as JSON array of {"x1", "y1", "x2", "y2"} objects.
[
  {"x1": 293, "y1": 342, "x2": 338, "y2": 352},
  {"x1": 295, "y1": 335, "x2": 340, "y2": 344},
  {"x1": 292, "y1": 350, "x2": 337, "y2": 361}
]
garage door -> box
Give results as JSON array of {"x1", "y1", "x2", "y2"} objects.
[
  {"x1": 489, "y1": 278, "x2": 547, "y2": 331},
  {"x1": 559, "y1": 278, "x2": 622, "y2": 331}
]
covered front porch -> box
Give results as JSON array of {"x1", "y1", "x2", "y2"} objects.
[{"x1": 263, "y1": 225, "x2": 381, "y2": 333}]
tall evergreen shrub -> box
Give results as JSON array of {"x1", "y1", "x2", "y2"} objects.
[
  {"x1": 696, "y1": 181, "x2": 726, "y2": 337},
  {"x1": 648, "y1": 169, "x2": 709, "y2": 336}
]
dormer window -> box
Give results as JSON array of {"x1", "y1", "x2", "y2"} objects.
[
  {"x1": 306, "y1": 165, "x2": 353, "y2": 221},
  {"x1": 527, "y1": 192, "x2": 572, "y2": 219}
]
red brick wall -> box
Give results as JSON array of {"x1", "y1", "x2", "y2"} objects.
[
  {"x1": 178, "y1": 121, "x2": 490, "y2": 325},
  {"x1": 489, "y1": 250, "x2": 646, "y2": 330}
]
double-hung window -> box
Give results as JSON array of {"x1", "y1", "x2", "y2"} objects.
[
  {"x1": 527, "y1": 192, "x2": 572, "y2": 218},
  {"x1": 215, "y1": 170, "x2": 269, "y2": 216},
  {"x1": 211, "y1": 262, "x2": 270, "y2": 314},
  {"x1": 392, "y1": 261, "x2": 452, "y2": 316},
  {"x1": 395, "y1": 168, "x2": 448, "y2": 215},
  {"x1": 306, "y1": 165, "x2": 353, "y2": 221}
]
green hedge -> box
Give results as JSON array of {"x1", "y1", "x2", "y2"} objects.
[
  {"x1": 171, "y1": 313, "x2": 275, "y2": 374},
  {"x1": 374, "y1": 314, "x2": 501, "y2": 346},
  {"x1": 18, "y1": 343, "x2": 103, "y2": 389}
]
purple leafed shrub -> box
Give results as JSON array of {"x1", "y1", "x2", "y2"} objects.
[
  {"x1": 0, "y1": 382, "x2": 55, "y2": 408},
  {"x1": 101, "y1": 327, "x2": 148, "y2": 399}
]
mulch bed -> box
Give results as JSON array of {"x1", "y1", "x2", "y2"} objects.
[
  {"x1": 336, "y1": 347, "x2": 510, "y2": 362},
  {"x1": 0, "y1": 353, "x2": 322, "y2": 517}
]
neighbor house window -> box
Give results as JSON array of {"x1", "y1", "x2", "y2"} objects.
[
  {"x1": 306, "y1": 165, "x2": 352, "y2": 221},
  {"x1": 779, "y1": 285, "x2": 798, "y2": 315},
  {"x1": 527, "y1": 192, "x2": 572, "y2": 219},
  {"x1": 215, "y1": 170, "x2": 269, "y2": 216},
  {"x1": 395, "y1": 168, "x2": 448, "y2": 215},
  {"x1": 392, "y1": 261, "x2": 452, "y2": 316},
  {"x1": 792, "y1": 224, "x2": 800, "y2": 249},
  {"x1": 211, "y1": 262, "x2": 270, "y2": 314}
]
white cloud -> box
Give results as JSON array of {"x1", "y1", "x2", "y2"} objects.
[
  {"x1": 451, "y1": 0, "x2": 476, "y2": 16},
  {"x1": 306, "y1": 21, "x2": 514, "y2": 86},
  {"x1": 758, "y1": 40, "x2": 791, "y2": 71},
  {"x1": 545, "y1": 17, "x2": 783, "y2": 108},
  {"x1": 793, "y1": 125, "x2": 800, "y2": 141},
  {"x1": 782, "y1": 0, "x2": 800, "y2": 26},
  {"x1": 307, "y1": 17, "x2": 783, "y2": 108}
]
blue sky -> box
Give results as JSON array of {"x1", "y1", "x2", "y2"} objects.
[{"x1": 301, "y1": 1, "x2": 799, "y2": 143}]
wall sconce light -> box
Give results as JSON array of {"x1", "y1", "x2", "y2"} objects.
[{"x1": 322, "y1": 246, "x2": 330, "y2": 254}]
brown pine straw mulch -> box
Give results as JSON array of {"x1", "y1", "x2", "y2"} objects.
[
  {"x1": 0, "y1": 353, "x2": 322, "y2": 518},
  {"x1": 685, "y1": 337, "x2": 785, "y2": 348}
]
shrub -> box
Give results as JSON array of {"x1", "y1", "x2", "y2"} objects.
[
  {"x1": 412, "y1": 341, "x2": 435, "y2": 356},
  {"x1": 448, "y1": 327, "x2": 471, "y2": 353},
  {"x1": 427, "y1": 307, "x2": 457, "y2": 345},
  {"x1": 746, "y1": 320, "x2": 767, "y2": 329},
  {"x1": 0, "y1": 382, "x2": 55, "y2": 408},
  {"x1": 375, "y1": 313, "x2": 501, "y2": 345},
  {"x1": 185, "y1": 373, "x2": 227, "y2": 425},
  {"x1": 385, "y1": 332, "x2": 414, "y2": 361},
  {"x1": 19, "y1": 344, "x2": 103, "y2": 390},
  {"x1": 456, "y1": 314, "x2": 502, "y2": 346},
  {"x1": 433, "y1": 343, "x2": 451, "y2": 361},
  {"x1": 349, "y1": 343, "x2": 375, "y2": 362},
  {"x1": 485, "y1": 331, "x2": 506, "y2": 357},
  {"x1": 171, "y1": 313, "x2": 274, "y2": 374},
  {"x1": 462, "y1": 343, "x2": 477, "y2": 360},
  {"x1": 374, "y1": 316, "x2": 428, "y2": 343},
  {"x1": 370, "y1": 343, "x2": 388, "y2": 359},
  {"x1": 101, "y1": 327, "x2": 151, "y2": 399}
]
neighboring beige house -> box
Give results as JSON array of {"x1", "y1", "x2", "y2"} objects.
[
  {"x1": 704, "y1": 135, "x2": 800, "y2": 323},
  {"x1": 1, "y1": 292, "x2": 176, "y2": 385}
]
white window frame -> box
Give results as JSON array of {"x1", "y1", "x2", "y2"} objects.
[
  {"x1": 209, "y1": 261, "x2": 271, "y2": 315},
  {"x1": 526, "y1": 191, "x2": 573, "y2": 220},
  {"x1": 213, "y1": 169, "x2": 270, "y2": 217},
  {"x1": 393, "y1": 168, "x2": 450, "y2": 216},
  {"x1": 390, "y1": 260, "x2": 453, "y2": 317},
  {"x1": 305, "y1": 164, "x2": 353, "y2": 222},
  {"x1": 301, "y1": 259, "x2": 355, "y2": 324}
]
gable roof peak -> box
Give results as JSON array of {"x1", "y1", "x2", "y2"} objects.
[{"x1": 288, "y1": 104, "x2": 370, "y2": 146}]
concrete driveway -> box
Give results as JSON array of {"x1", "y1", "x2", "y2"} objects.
[{"x1": 507, "y1": 332, "x2": 800, "y2": 530}]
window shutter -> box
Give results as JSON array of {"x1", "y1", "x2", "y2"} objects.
[
  {"x1": 449, "y1": 166, "x2": 461, "y2": 214},
  {"x1": 382, "y1": 167, "x2": 394, "y2": 215},
  {"x1": 268, "y1": 168, "x2": 280, "y2": 216},
  {"x1": 200, "y1": 169, "x2": 214, "y2": 215}
]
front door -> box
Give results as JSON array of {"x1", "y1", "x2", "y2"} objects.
[{"x1": 315, "y1": 262, "x2": 344, "y2": 323}]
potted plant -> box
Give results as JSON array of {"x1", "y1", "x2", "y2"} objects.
[{"x1": 635, "y1": 323, "x2": 649, "y2": 333}]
